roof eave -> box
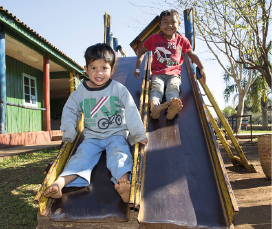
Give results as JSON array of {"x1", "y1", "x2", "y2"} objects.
[{"x1": 0, "y1": 7, "x2": 84, "y2": 75}]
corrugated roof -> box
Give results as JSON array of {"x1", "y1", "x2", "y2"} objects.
[{"x1": 0, "y1": 5, "x2": 84, "y2": 72}]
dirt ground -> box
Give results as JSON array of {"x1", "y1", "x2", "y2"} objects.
[
  {"x1": 219, "y1": 139, "x2": 271, "y2": 229},
  {"x1": 37, "y1": 139, "x2": 271, "y2": 229}
]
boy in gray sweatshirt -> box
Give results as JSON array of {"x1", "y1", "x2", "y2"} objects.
[{"x1": 44, "y1": 43, "x2": 148, "y2": 203}]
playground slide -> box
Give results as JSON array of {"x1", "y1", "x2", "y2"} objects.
[
  {"x1": 36, "y1": 54, "x2": 237, "y2": 228},
  {"x1": 38, "y1": 55, "x2": 148, "y2": 223},
  {"x1": 137, "y1": 55, "x2": 238, "y2": 228}
]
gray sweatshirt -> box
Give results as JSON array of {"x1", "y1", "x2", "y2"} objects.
[{"x1": 60, "y1": 79, "x2": 147, "y2": 146}]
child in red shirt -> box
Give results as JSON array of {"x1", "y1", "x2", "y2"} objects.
[{"x1": 134, "y1": 9, "x2": 206, "y2": 120}]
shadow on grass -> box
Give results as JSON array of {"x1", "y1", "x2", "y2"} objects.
[{"x1": 0, "y1": 147, "x2": 58, "y2": 228}]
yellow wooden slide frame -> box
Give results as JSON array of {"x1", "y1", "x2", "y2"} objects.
[{"x1": 34, "y1": 116, "x2": 84, "y2": 215}]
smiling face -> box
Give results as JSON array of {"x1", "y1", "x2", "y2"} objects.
[
  {"x1": 84, "y1": 59, "x2": 112, "y2": 88},
  {"x1": 160, "y1": 14, "x2": 181, "y2": 40}
]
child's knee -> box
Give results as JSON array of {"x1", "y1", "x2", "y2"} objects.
[{"x1": 167, "y1": 82, "x2": 180, "y2": 92}]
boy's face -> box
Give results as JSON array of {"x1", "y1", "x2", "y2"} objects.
[
  {"x1": 160, "y1": 14, "x2": 181, "y2": 40},
  {"x1": 84, "y1": 59, "x2": 112, "y2": 88}
]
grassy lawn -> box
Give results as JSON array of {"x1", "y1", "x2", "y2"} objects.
[{"x1": 0, "y1": 147, "x2": 58, "y2": 229}]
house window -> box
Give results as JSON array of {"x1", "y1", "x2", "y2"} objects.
[{"x1": 23, "y1": 73, "x2": 37, "y2": 107}]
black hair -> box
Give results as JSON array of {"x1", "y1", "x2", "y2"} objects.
[
  {"x1": 159, "y1": 9, "x2": 181, "y2": 25},
  {"x1": 84, "y1": 43, "x2": 115, "y2": 69}
]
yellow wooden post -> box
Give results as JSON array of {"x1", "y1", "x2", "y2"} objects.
[
  {"x1": 199, "y1": 81, "x2": 256, "y2": 173},
  {"x1": 70, "y1": 72, "x2": 74, "y2": 94},
  {"x1": 206, "y1": 106, "x2": 237, "y2": 165},
  {"x1": 130, "y1": 60, "x2": 147, "y2": 206},
  {"x1": 34, "y1": 115, "x2": 84, "y2": 215},
  {"x1": 135, "y1": 52, "x2": 151, "y2": 209},
  {"x1": 34, "y1": 141, "x2": 73, "y2": 215},
  {"x1": 104, "y1": 11, "x2": 108, "y2": 43},
  {"x1": 135, "y1": 75, "x2": 149, "y2": 209},
  {"x1": 130, "y1": 53, "x2": 150, "y2": 206}
]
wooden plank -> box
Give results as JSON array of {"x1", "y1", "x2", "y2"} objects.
[
  {"x1": 135, "y1": 52, "x2": 151, "y2": 209},
  {"x1": 206, "y1": 106, "x2": 237, "y2": 166},
  {"x1": 185, "y1": 56, "x2": 238, "y2": 225},
  {"x1": 34, "y1": 140, "x2": 73, "y2": 215},
  {"x1": 70, "y1": 72, "x2": 74, "y2": 93},
  {"x1": 138, "y1": 57, "x2": 230, "y2": 228},
  {"x1": 130, "y1": 54, "x2": 148, "y2": 206},
  {"x1": 6, "y1": 55, "x2": 43, "y2": 133}
]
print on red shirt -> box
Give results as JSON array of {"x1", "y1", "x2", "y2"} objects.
[{"x1": 143, "y1": 33, "x2": 192, "y2": 76}]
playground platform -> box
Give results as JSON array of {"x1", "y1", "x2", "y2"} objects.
[{"x1": 0, "y1": 140, "x2": 62, "y2": 161}]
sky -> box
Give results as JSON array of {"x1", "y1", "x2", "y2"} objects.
[{"x1": 1, "y1": 0, "x2": 231, "y2": 113}]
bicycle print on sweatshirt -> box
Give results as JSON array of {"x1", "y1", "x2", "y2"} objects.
[{"x1": 80, "y1": 95, "x2": 122, "y2": 129}]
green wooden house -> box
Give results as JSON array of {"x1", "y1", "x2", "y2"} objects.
[{"x1": 0, "y1": 6, "x2": 86, "y2": 148}]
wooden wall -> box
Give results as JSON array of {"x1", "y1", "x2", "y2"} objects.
[{"x1": 6, "y1": 55, "x2": 43, "y2": 133}]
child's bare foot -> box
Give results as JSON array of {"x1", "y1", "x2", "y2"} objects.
[
  {"x1": 43, "y1": 183, "x2": 62, "y2": 199},
  {"x1": 151, "y1": 102, "x2": 170, "y2": 119},
  {"x1": 114, "y1": 179, "x2": 131, "y2": 203},
  {"x1": 166, "y1": 98, "x2": 183, "y2": 120},
  {"x1": 43, "y1": 175, "x2": 77, "y2": 199}
]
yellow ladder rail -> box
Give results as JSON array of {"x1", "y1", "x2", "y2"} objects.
[
  {"x1": 129, "y1": 54, "x2": 148, "y2": 206},
  {"x1": 199, "y1": 81, "x2": 256, "y2": 173},
  {"x1": 206, "y1": 106, "x2": 236, "y2": 165}
]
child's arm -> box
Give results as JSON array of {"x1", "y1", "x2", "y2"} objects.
[
  {"x1": 134, "y1": 46, "x2": 149, "y2": 80},
  {"x1": 60, "y1": 92, "x2": 82, "y2": 143},
  {"x1": 121, "y1": 88, "x2": 147, "y2": 146},
  {"x1": 186, "y1": 50, "x2": 206, "y2": 84}
]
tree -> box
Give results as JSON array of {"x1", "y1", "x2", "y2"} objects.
[
  {"x1": 246, "y1": 75, "x2": 271, "y2": 127},
  {"x1": 222, "y1": 105, "x2": 237, "y2": 117},
  {"x1": 177, "y1": 0, "x2": 272, "y2": 89},
  {"x1": 129, "y1": 0, "x2": 272, "y2": 127},
  {"x1": 222, "y1": 64, "x2": 259, "y2": 130}
]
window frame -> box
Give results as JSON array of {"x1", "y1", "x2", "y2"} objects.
[{"x1": 22, "y1": 73, "x2": 38, "y2": 108}]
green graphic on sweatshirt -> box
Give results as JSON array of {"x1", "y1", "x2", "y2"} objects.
[{"x1": 80, "y1": 96, "x2": 121, "y2": 128}]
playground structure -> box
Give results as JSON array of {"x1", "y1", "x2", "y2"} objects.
[
  {"x1": 34, "y1": 9, "x2": 259, "y2": 228},
  {"x1": 104, "y1": 11, "x2": 127, "y2": 57}
]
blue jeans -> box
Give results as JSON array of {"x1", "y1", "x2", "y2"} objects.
[
  {"x1": 60, "y1": 135, "x2": 133, "y2": 187},
  {"x1": 150, "y1": 74, "x2": 181, "y2": 104}
]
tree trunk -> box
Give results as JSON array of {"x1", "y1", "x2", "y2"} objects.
[
  {"x1": 261, "y1": 69, "x2": 272, "y2": 90},
  {"x1": 261, "y1": 97, "x2": 268, "y2": 128},
  {"x1": 236, "y1": 94, "x2": 246, "y2": 131}
]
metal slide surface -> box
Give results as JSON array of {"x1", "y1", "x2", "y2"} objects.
[
  {"x1": 49, "y1": 56, "x2": 147, "y2": 222},
  {"x1": 138, "y1": 60, "x2": 229, "y2": 228}
]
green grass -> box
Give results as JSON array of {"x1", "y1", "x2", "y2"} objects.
[{"x1": 0, "y1": 148, "x2": 58, "y2": 229}]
